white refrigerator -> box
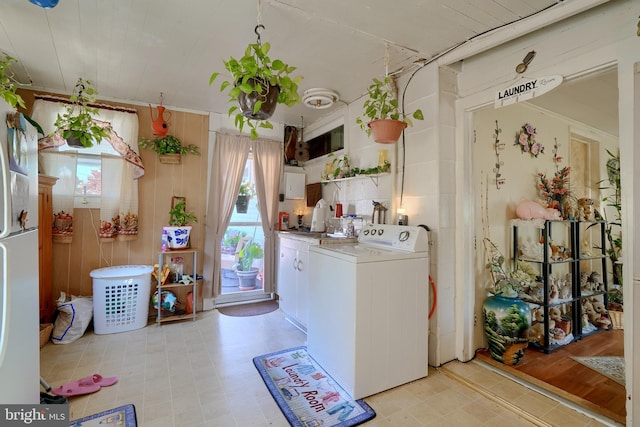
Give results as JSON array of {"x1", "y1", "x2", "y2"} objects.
[{"x1": 0, "y1": 101, "x2": 40, "y2": 404}]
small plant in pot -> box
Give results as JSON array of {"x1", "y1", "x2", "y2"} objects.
[
  {"x1": 138, "y1": 134, "x2": 199, "y2": 164},
  {"x1": 209, "y1": 26, "x2": 303, "y2": 140},
  {"x1": 234, "y1": 241, "x2": 264, "y2": 290},
  {"x1": 52, "y1": 78, "x2": 111, "y2": 148},
  {"x1": 356, "y1": 75, "x2": 423, "y2": 144},
  {"x1": 164, "y1": 200, "x2": 198, "y2": 249},
  {"x1": 235, "y1": 181, "x2": 256, "y2": 214}
]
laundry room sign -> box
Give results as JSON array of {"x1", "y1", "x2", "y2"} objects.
[{"x1": 495, "y1": 75, "x2": 563, "y2": 108}]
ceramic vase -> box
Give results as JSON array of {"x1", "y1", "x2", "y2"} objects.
[{"x1": 483, "y1": 295, "x2": 531, "y2": 365}]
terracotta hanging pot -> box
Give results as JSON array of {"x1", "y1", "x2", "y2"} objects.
[
  {"x1": 238, "y1": 78, "x2": 280, "y2": 120},
  {"x1": 368, "y1": 119, "x2": 407, "y2": 144}
]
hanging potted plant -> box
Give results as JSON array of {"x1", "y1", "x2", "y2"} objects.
[
  {"x1": 235, "y1": 181, "x2": 256, "y2": 214},
  {"x1": 209, "y1": 25, "x2": 303, "y2": 140},
  {"x1": 138, "y1": 134, "x2": 199, "y2": 164},
  {"x1": 356, "y1": 75, "x2": 424, "y2": 144},
  {"x1": 163, "y1": 199, "x2": 198, "y2": 249},
  {"x1": 234, "y1": 241, "x2": 264, "y2": 290},
  {"x1": 0, "y1": 54, "x2": 26, "y2": 110},
  {"x1": 52, "y1": 78, "x2": 111, "y2": 148}
]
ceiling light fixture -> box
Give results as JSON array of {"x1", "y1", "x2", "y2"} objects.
[{"x1": 302, "y1": 88, "x2": 339, "y2": 109}]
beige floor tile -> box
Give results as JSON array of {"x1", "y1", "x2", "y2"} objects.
[{"x1": 40, "y1": 308, "x2": 621, "y2": 426}]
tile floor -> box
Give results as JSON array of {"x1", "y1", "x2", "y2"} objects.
[{"x1": 40, "y1": 308, "x2": 621, "y2": 426}]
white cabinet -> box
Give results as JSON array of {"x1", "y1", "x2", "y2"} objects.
[
  {"x1": 284, "y1": 172, "x2": 305, "y2": 199},
  {"x1": 277, "y1": 235, "x2": 313, "y2": 331}
]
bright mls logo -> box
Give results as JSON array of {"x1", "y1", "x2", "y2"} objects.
[
  {"x1": 495, "y1": 75, "x2": 563, "y2": 108},
  {"x1": 1, "y1": 405, "x2": 67, "y2": 426}
]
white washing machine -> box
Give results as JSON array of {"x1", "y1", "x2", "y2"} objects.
[{"x1": 307, "y1": 223, "x2": 430, "y2": 399}]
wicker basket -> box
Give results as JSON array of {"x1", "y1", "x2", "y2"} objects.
[
  {"x1": 610, "y1": 310, "x2": 623, "y2": 329},
  {"x1": 39, "y1": 323, "x2": 53, "y2": 348},
  {"x1": 556, "y1": 317, "x2": 572, "y2": 335}
]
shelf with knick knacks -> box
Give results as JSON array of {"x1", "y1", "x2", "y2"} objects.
[
  {"x1": 511, "y1": 219, "x2": 611, "y2": 354},
  {"x1": 154, "y1": 249, "x2": 199, "y2": 324}
]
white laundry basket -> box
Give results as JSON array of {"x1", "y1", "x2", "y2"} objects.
[{"x1": 90, "y1": 265, "x2": 153, "y2": 334}]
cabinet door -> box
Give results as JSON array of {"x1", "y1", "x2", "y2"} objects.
[
  {"x1": 277, "y1": 243, "x2": 297, "y2": 317},
  {"x1": 284, "y1": 172, "x2": 305, "y2": 199},
  {"x1": 296, "y1": 248, "x2": 309, "y2": 328}
]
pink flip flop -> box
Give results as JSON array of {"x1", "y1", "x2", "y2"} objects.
[
  {"x1": 51, "y1": 374, "x2": 118, "y2": 397},
  {"x1": 78, "y1": 374, "x2": 118, "y2": 388},
  {"x1": 51, "y1": 380, "x2": 100, "y2": 397}
]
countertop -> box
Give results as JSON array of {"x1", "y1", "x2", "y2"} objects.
[{"x1": 278, "y1": 230, "x2": 357, "y2": 245}]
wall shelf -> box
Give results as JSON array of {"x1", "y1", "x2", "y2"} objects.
[{"x1": 321, "y1": 172, "x2": 389, "y2": 190}]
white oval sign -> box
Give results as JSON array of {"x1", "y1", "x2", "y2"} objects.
[{"x1": 495, "y1": 75, "x2": 563, "y2": 108}]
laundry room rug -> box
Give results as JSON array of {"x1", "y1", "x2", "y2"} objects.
[
  {"x1": 69, "y1": 404, "x2": 137, "y2": 426},
  {"x1": 253, "y1": 346, "x2": 376, "y2": 427},
  {"x1": 572, "y1": 356, "x2": 625, "y2": 386},
  {"x1": 218, "y1": 300, "x2": 279, "y2": 317}
]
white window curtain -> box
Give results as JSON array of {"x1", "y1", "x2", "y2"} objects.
[
  {"x1": 32, "y1": 97, "x2": 143, "y2": 242},
  {"x1": 38, "y1": 151, "x2": 76, "y2": 241},
  {"x1": 202, "y1": 133, "x2": 282, "y2": 302}
]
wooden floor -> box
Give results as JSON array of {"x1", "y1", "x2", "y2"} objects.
[{"x1": 477, "y1": 328, "x2": 625, "y2": 424}]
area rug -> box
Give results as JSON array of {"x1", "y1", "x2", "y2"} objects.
[
  {"x1": 218, "y1": 300, "x2": 278, "y2": 317},
  {"x1": 572, "y1": 356, "x2": 625, "y2": 386},
  {"x1": 253, "y1": 346, "x2": 376, "y2": 427},
  {"x1": 69, "y1": 404, "x2": 136, "y2": 426}
]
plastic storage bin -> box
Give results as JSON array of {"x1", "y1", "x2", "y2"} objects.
[{"x1": 90, "y1": 265, "x2": 153, "y2": 334}]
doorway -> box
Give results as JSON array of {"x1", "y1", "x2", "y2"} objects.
[
  {"x1": 216, "y1": 153, "x2": 272, "y2": 306},
  {"x1": 470, "y1": 66, "x2": 624, "y2": 421}
]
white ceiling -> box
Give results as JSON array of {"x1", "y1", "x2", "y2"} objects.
[{"x1": 0, "y1": 0, "x2": 617, "y2": 135}]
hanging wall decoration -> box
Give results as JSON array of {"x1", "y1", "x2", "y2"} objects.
[
  {"x1": 492, "y1": 120, "x2": 505, "y2": 189},
  {"x1": 514, "y1": 122, "x2": 544, "y2": 158}
]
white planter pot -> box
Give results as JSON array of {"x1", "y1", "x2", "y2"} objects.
[{"x1": 163, "y1": 226, "x2": 192, "y2": 249}]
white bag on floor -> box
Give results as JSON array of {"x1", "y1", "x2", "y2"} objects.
[{"x1": 51, "y1": 292, "x2": 93, "y2": 344}]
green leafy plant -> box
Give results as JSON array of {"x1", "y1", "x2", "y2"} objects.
[
  {"x1": 52, "y1": 78, "x2": 111, "y2": 148},
  {"x1": 356, "y1": 75, "x2": 424, "y2": 137},
  {"x1": 223, "y1": 229, "x2": 247, "y2": 250},
  {"x1": 139, "y1": 135, "x2": 199, "y2": 156},
  {"x1": 238, "y1": 181, "x2": 256, "y2": 199},
  {"x1": 0, "y1": 55, "x2": 26, "y2": 109},
  {"x1": 236, "y1": 241, "x2": 264, "y2": 271},
  {"x1": 209, "y1": 39, "x2": 303, "y2": 140},
  {"x1": 597, "y1": 149, "x2": 622, "y2": 286},
  {"x1": 168, "y1": 200, "x2": 198, "y2": 226},
  {"x1": 484, "y1": 238, "x2": 536, "y2": 298}
]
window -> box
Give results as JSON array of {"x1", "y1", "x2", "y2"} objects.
[
  {"x1": 306, "y1": 124, "x2": 344, "y2": 160},
  {"x1": 56, "y1": 138, "x2": 120, "y2": 208}
]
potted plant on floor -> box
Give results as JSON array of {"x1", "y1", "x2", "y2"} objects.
[
  {"x1": 163, "y1": 199, "x2": 198, "y2": 249},
  {"x1": 356, "y1": 75, "x2": 423, "y2": 144},
  {"x1": 482, "y1": 238, "x2": 535, "y2": 365},
  {"x1": 52, "y1": 78, "x2": 111, "y2": 148},
  {"x1": 138, "y1": 134, "x2": 199, "y2": 164},
  {"x1": 234, "y1": 241, "x2": 264, "y2": 290},
  {"x1": 209, "y1": 26, "x2": 303, "y2": 140},
  {"x1": 235, "y1": 181, "x2": 256, "y2": 214}
]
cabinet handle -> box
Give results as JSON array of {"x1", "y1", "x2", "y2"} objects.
[
  {"x1": 293, "y1": 258, "x2": 298, "y2": 269},
  {"x1": 297, "y1": 259, "x2": 303, "y2": 272}
]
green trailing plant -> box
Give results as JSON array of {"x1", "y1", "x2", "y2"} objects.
[
  {"x1": 597, "y1": 149, "x2": 622, "y2": 286},
  {"x1": 52, "y1": 78, "x2": 110, "y2": 147},
  {"x1": 236, "y1": 241, "x2": 264, "y2": 271},
  {"x1": 168, "y1": 200, "x2": 198, "y2": 226},
  {"x1": 0, "y1": 54, "x2": 25, "y2": 109},
  {"x1": 209, "y1": 34, "x2": 303, "y2": 140},
  {"x1": 139, "y1": 134, "x2": 199, "y2": 156},
  {"x1": 356, "y1": 75, "x2": 424, "y2": 137}
]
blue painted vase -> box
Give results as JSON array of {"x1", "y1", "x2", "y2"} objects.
[{"x1": 483, "y1": 295, "x2": 531, "y2": 365}]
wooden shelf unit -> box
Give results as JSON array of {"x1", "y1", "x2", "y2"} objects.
[{"x1": 156, "y1": 249, "x2": 198, "y2": 324}]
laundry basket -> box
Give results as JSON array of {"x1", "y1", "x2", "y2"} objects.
[{"x1": 90, "y1": 265, "x2": 153, "y2": 334}]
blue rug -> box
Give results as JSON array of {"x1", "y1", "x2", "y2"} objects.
[
  {"x1": 69, "y1": 404, "x2": 136, "y2": 426},
  {"x1": 253, "y1": 346, "x2": 376, "y2": 427}
]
